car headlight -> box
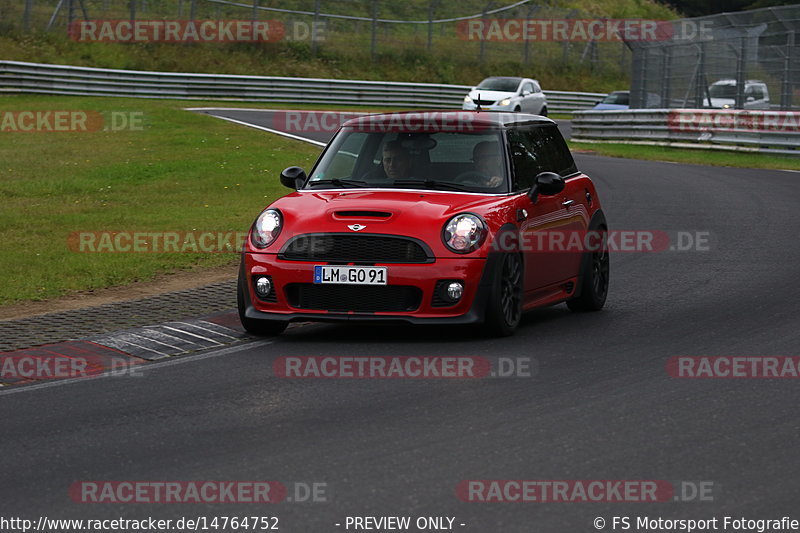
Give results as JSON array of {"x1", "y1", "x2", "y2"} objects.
[
  {"x1": 499, "y1": 98, "x2": 511, "y2": 106},
  {"x1": 251, "y1": 208, "x2": 282, "y2": 248},
  {"x1": 464, "y1": 95, "x2": 473, "y2": 103},
  {"x1": 442, "y1": 213, "x2": 487, "y2": 254}
]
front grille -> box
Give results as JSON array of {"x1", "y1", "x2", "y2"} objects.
[
  {"x1": 285, "y1": 284, "x2": 421, "y2": 312},
  {"x1": 475, "y1": 99, "x2": 496, "y2": 107},
  {"x1": 280, "y1": 234, "x2": 431, "y2": 264}
]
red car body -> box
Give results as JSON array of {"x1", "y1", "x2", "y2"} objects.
[{"x1": 238, "y1": 111, "x2": 608, "y2": 336}]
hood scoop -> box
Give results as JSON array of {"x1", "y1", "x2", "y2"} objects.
[{"x1": 334, "y1": 210, "x2": 392, "y2": 219}]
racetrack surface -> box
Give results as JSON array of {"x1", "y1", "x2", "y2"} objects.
[{"x1": 2, "y1": 111, "x2": 800, "y2": 531}]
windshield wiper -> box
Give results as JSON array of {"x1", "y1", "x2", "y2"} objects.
[
  {"x1": 306, "y1": 178, "x2": 368, "y2": 188},
  {"x1": 392, "y1": 179, "x2": 473, "y2": 192}
]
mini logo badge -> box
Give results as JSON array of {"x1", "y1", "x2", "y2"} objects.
[{"x1": 347, "y1": 224, "x2": 367, "y2": 231}]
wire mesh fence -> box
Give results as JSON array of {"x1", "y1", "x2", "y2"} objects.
[
  {"x1": 628, "y1": 5, "x2": 800, "y2": 110},
  {"x1": 1, "y1": 0, "x2": 637, "y2": 86}
]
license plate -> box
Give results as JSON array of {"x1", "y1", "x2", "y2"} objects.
[{"x1": 314, "y1": 265, "x2": 387, "y2": 285}]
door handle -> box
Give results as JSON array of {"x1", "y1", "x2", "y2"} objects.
[{"x1": 562, "y1": 199, "x2": 575, "y2": 207}]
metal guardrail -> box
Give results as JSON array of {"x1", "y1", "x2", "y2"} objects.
[
  {"x1": 0, "y1": 61, "x2": 604, "y2": 113},
  {"x1": 571, "y1": 109, "x2": 800, "y2": 156}
]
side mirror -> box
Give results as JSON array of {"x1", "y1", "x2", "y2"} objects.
[
  {"x1": 528, "y1": 172, "x2": 565, "y2": 203},
  {"x1": 746, "y1": 96, "x2": 755, "y2": 102},
  {"x1": 280, "y1": 166, "x2": 307, "y2": 190},
  {"x1": 522, "y1": 90, "x2": 532, "y2": 96}
]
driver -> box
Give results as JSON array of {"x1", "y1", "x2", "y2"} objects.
[
  {"x1": 472, "y1": 141, "x2": 504, "y2": 188},
  {"x1": 381, "y1": 141, "x2": 412, "y2": 181}
]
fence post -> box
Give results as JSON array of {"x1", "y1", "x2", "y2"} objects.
[
  {"x1": 66, "y1": 0, "x2": 73, "y2": 26},
  {"x1": 694, "y1": 42, "x2": 706, "y2": 108},
  {"x1": 311, "y1": 0, "x2": 320, "y2": 57},
  {"x1": 428, "y1": 0, "x2": 439, "y2": 52},
  {"x1": 479, "y1": 2, "x2": 492, "y2": 64},
  {"x1": 23, "y1": 0, "x2": 33, "y2": 31},
  {"x1": 734, "y1": 36, "x2": 746, "y2": 109},
  {"x1": 781, "y1": 31, "x2": 794, "y2": 111},
  {"x1": 523, "y1": 5, "x2": 538, "y2": 66},
  {"x1": 427, "y1": 0, "x2": 435, "y2": 51},
  {"x1": 371, "y1": 0, "x2": 378, "y2": 62},
  {"x1": 661, "y1": 46, "x2": 672, "y2": 108},
  {"x1": 128, "y1": 0, "x2": 135, "y2": 22}
]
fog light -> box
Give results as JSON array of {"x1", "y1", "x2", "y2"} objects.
[
  {"x1": 255, "y1": 276, "x2": 272, "y2": 298},
  {"x1": 446, "y1": 282, "x2": 464, "y2": 301}
]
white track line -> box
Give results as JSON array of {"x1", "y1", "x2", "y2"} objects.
[
  {"x1": 192, "y1": 112, "x2": 326, "y2": 147},
  {"x1": 0, "y1": 340, "x2": 270, "y2": 396}
]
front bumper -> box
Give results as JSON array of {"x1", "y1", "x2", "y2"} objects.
[{"x1": 241, "y1": 253, "x2": 499, "y2": 326}]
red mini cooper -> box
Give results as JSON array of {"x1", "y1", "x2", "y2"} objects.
[{"x1": 238, "y1": 111, "x2": 608, "y2": 336}]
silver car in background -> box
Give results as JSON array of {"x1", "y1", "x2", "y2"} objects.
[{"x1": 462, "y1": 76, "x2": 547, "y2": 115}]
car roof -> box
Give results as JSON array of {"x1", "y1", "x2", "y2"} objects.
[
  {"x1": 712, "y1": 79, "x2": 765, "y2": 85},
  {"x1": 340, "y1": 111, "x2": 555, "y2": 130}
]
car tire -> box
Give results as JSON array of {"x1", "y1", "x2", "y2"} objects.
[
  {"x1": 540, "y1": 106, "x2": 548, "y2": 117},
  {"x1": 237, "y1": 266, "x2": 288, "y2": 336},
  {"x1": 483, "y1": 253, "x2": 523, "y2": 337},
  {"x1": 566, "y1": 224, "x2": 609, "y2": 312}
]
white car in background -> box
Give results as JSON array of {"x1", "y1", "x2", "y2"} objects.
[
  {"x1": 704, "y1": 79, "x2": 770, "y2": 110},
  {"x1": 462, "y1": 76, "x2": 548, "y2": 115}
]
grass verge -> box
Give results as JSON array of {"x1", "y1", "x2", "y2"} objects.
[{"x1": 0, "y1": 95, "x2": 326, "y2": 306}]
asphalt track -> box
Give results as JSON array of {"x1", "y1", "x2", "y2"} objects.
[{"x1": 2, "y1": 109, "x2": 800, "y2": 532}]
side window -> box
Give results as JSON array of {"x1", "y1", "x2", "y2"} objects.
[
  {"x1": 522, "y1": 82, "x2": 534, "y2": 94},
  {"x1": 508, "y1": 126, "x2": 576, "y2": 191},
  {"x1": 535, "y1": 126, "x2": 577, "y2": 176},
  {"x1": 508, "y1": 128, "x2": 544, "y2": 191},
  {"x1": 532, "y1": 81, "x2": 542, "y2": 93}
]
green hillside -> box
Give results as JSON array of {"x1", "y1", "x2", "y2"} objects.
[{"x1": 0, "y1": 0, "x2": 679, "y2": 92}]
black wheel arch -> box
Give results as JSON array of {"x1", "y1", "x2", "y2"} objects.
[{"x1": 571, "y1": 209, "x2": 607, "y2": 300}]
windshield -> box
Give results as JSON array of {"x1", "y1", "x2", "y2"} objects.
[
  {"x1": 601, "y1": 92, "x2": 629, "y2": 105},
  {"x1": 476, "y1": 77, "x2": 521, "y2": 92},
  {"x1": 709, "y1": 84, "x2": 736, "y2": 99},
  {"x1": 306, "y1": 128, "x2": 509, "y2": 193}
]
